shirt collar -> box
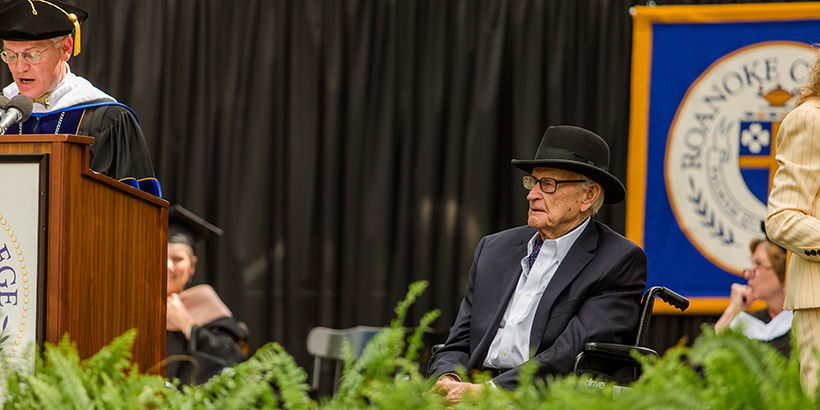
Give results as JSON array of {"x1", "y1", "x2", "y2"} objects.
[
  {"x1": 528, "y1": 217, "x2": 590, "y2": 261},
  {"x1": 3, "y1": 63, "x2": 116, "y2": 113}
]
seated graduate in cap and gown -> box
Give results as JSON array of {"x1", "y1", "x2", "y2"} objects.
[
  {"x1": 0, "y1": 0, "x2": 161, "y2": 197},
  {"x1": 165, "y1": 205, "x2": 248, "y2": 385}
]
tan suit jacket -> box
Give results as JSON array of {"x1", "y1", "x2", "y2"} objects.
[{"x1": 767, "y1": 100, "x2": 820, "y2": 310}]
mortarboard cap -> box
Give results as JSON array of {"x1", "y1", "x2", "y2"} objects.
[
  {"x1": 0, "y1": 0, "x2": 88, "y2": 56},
  {"x1": 168, "y1": 204, "x2": 223, "y2": 249}
]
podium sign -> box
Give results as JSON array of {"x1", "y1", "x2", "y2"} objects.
[
  {"x1": 0, "y1": 155, "x2": 47, "y2": 374},
  {"x1": 0, "y1": 135, "x2": 167, "y2": 375}
]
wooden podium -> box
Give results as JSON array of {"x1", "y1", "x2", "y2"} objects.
[{"x1": 0, "y1": 135, "x2": 167, "y2": 373}]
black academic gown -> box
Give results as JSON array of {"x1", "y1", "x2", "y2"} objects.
[
  {"x1": 7, "y1": 101, "x2": 161, "y2": 196},
  {"x1": 166, "y1": 316, "x2": 247, "y2": 385},
  {"x1": 749, "y1": 309, "x2": 792, "y2": 358}
]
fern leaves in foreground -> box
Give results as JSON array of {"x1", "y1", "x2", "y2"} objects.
[
  {"x1": 3, "y1": 330, "x2": 167, "y2": 409},
  {"x1": 3, "y1": 285, "x2": 820, "y2": 409}
]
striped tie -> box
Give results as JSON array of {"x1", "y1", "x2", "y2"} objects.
[{"x1": 529, "y1": 237, "x2": 544, "y2": 269}]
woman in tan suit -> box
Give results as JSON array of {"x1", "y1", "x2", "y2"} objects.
[{"x1": 766, "y1": 48, "x2": 820, "y2": 395}]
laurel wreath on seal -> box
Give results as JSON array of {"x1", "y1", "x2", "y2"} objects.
[
  {"x1": 687, "y1": 176, "x2": 735, "y2": 245},
  {"x1": 0, "y1": 316, "x2": 8, "y2": 357},
  {"x1": 0, "y1": 212, "x2": 31, "y2": 374}
]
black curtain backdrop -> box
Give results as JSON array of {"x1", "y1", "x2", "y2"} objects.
[{"x1": 3, "y1": 0, "x2": 804, "y2": 388}]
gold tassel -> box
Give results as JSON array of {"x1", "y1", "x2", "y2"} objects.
[
  {"x1": 34, "y1": 0, "x2": 82, "y2": 56},
  {"x1": 69, "y1": 13, "x2": 80, "y2": 55}
]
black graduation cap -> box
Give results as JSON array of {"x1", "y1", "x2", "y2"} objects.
[
  {"x1": 0, "y1": 0, "x2": 88, "y2": 55},
  {"x1": 168, "y1": 204, "x2": 223, "y2": 249}
]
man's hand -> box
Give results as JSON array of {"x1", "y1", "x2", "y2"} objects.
[{"x1": 432, "y1": 374, "x2": 484, "y2": 403}]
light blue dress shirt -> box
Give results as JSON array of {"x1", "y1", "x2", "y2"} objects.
[{"x1": 483, "y1": 218, "x2": 590, "y2": 369}]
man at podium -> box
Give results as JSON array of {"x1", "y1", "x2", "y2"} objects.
[{"x1": 0, "y1": 0, "x2": 161, "y2": 197}]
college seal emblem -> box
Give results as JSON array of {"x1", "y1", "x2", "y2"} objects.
[
  {"x1": 0, "y1": 214, "x2": 34, "y2": 374},
  {"x1": 665, "y1": 41, "x2": 815, "y2": 274},
  {"x1": 0, "y1": 160, "x2": 43, "y2": 377}
]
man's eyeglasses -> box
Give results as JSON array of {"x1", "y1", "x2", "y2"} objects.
[
  {"x1": 523, "y1": 175, "x2": 586, "y2": 194},
  {"x1": 1, "y1": 40, "x2": 61, "y2": 65}
]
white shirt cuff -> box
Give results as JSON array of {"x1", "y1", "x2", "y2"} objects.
[{"x1": 438, "y1": 372, "x2": 462, "y2": 382}]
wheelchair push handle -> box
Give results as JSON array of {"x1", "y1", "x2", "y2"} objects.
[{"x1": 655, "y1": 287, "x2": 689, "y2": 312}]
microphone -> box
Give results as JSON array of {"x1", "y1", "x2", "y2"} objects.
[
  {"x1": 0, "y1": 95, "x2": 9, "y2": 119},
  {"x1": 0, "y1": 95, "x2": 33, "y2": 135}
]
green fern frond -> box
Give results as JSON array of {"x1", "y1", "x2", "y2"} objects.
[
  {"x1": 26, "y1": 376, "x2": 66, "y2": 409},
  {"x1": 688, "y1": 324, "x2": 809, "y2": 408},
  {"x1": 403, "y1": 309, "x2": 440, "y2": 365},
  {"x1": 332, "y1": 281, "x2": 433, "y2": 407},
  {"x1": 170, "y1": 340, "x2": 310, "y2": 410},
  {"x1": 393, "y1": 281, "x2": 428, "y2": 324},
  {"x1": 334, "y1": 328, "x2": 397, "y2": 405},
  {"x1": 267, "y1": 342, "x2": 311, "y2": 410},
  {"x1": 81, "y1": 329, "x2": 136, "y2": 379},
  {"x1": 46, "y1": 343, "x2": 92, "y2": 408}
]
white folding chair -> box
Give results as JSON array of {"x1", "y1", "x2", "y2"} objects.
[{"x1": 306, "y1": 325, "x2": 382, "y2": 392}]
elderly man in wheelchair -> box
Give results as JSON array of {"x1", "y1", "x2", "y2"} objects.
[{"x1": 426, "y1": 126, "x2": 657, "y2": 403}]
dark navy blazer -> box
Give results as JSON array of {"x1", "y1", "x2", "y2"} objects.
[{"x1": 427, "y1": 220, "x2": 647, "y2": 389}]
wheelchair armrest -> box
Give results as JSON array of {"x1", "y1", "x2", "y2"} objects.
[
  {"x1": 656, "y1": 287, "x2": 689, "y2": 312},
  {"x1": 431, "y1": 343, "x2": 444, "y2": 355},
  {"x1": 574, "y1": 342, "x2": 658, "y2": 380},
  {"x1": 583, "y1": 342, "x2": 658, "y2": 359}
]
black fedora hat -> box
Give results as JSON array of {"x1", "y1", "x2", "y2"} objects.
[{"x1": 511, "y1": 125, "x2": 626, "y2": 204}]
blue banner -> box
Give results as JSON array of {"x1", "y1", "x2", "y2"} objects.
[{"x1": 627, "y1": 3, "x2": 820, "y2": 313}]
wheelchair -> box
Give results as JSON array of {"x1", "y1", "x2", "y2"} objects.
[{"x1": 573, "y1": 286, "x2": 689, "y2": 387}]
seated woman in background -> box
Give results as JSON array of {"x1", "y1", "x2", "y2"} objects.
[
  {"x1": 165, "y1": 204, "x2": 248, "y2": 385},
  {"x1": 715, "y1": 237, "x2": 790, "y2": 357}
]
